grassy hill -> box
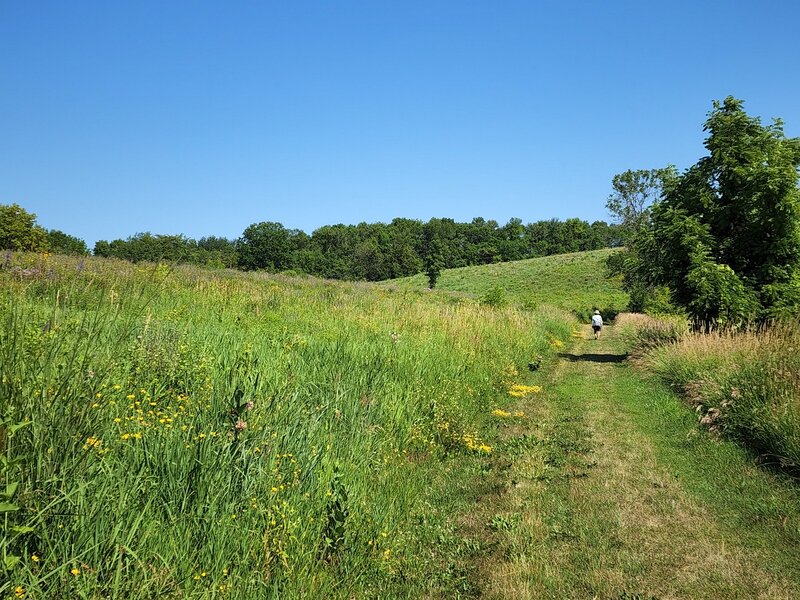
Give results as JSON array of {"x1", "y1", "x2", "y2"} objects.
[{"x1": 383, "y1": 248, "x2": 628, "y2": 320}]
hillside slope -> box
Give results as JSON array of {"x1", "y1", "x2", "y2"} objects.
[{"x1": 383, "y1": 248, "x2": 628, "y2": 318}]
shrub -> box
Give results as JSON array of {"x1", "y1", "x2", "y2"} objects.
[{"x1": 481, "y1": 286, "x2": 507, "y2": 308}]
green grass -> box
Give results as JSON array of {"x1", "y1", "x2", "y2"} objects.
[
  {"x1": 470, "y1": 325, "x2": 800, "y2": 599},
  {"x1": 382, "y1": 248, "x2": 628, "y2": 320},
  {"x1": 0, "y1": 252, "x2": 575, "y2": 599},
  {"x1": 619, "y1": 314, "x2": 800, "y2": 477}
]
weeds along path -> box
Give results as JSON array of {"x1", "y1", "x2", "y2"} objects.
[{"x1": 469, "y1": 324, "x2": 800, "y2": 599}]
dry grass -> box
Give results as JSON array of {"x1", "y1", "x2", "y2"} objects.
[{"x1": 639, "y1": 321, "x2": 800, "y2": 472}]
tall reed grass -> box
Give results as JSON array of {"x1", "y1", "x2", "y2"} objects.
[
  {"x1": 622, "y1": 312, "x2": 800, "y2": 476},
  {"x1": 0, "y1": 252, "x2": 573, "y2": 598}
]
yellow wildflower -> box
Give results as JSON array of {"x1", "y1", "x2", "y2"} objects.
[
  {"x1": 70, "y1": 567, "x2": 80, "y2": 576},
  {"x1": 83, "y1": 436, "x2": 102, "y2": 450},
  {"x1": 508, "y1": 384, "x2": 542, "y2": 398}
]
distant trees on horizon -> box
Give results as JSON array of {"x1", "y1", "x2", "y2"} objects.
[
  {"x1": 0, "y1": 203, "x2": 89, "y2": 256},
  {"x1": 91, "y1": 216, "x2": 621, "y2": 281},
  {"x1": 1, "y1": 202, "x2": 621, "y2": 282}
]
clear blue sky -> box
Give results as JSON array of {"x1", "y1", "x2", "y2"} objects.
[{"x1": 2, "y1": 1, "x2": 799, "y2": 249}]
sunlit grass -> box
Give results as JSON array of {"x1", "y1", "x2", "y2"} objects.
[
  {"x1": 0, "y1": 252, "x2": 574, "y2": 598},
  {"x1": 382, "y1": 248, "x2": 628, "y2": 320},
  {"x1": 620, "y1": 313, "x2": 800, "y2": 476}
]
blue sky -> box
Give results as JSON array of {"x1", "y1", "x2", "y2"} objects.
[{"x1": 2, "y1": 1, "x2": 799, "y2": 248}]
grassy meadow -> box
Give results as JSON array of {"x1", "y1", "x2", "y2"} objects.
[
  {"x1": 0, "y1": 252, "x2": 574, "y2": 598},
  {"x1": 383, "y1": 248, "x2": 628, "y2": 320}
]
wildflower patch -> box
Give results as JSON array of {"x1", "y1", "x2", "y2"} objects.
[
  {"x1": 491, "y1": 409, "x2": 526, "y2": 418},
  {"x1": 508, "y1": 384, "x2": 543, "y2": 398}
]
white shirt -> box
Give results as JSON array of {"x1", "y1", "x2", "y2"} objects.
[{"x1": 591, "y1": 314, "x2": 603, "y2": 327}]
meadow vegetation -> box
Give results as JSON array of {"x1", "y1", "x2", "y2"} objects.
[
  {"x1": 383, "y1": 248, "x2": 628, "y2": 322},
  {"x1": 618, "y1": 313, "x2": 800, "y2": 477},
  {"x1": 0, "y1": 251, "x2": 573, "y2": 598}
]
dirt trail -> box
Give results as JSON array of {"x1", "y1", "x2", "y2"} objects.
[{"x1": 469, "y1": 325, "x2": 800, "y2": 599}]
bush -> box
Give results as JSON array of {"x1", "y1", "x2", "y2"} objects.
[{"x1": 481, "y1": 286, "x2": 507, "y2": 308}]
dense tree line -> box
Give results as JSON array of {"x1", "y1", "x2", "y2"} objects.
[
  {"x1": 611, "y1": 97, "x2": 800, "y2": 324},
  {"x1": 2, "y1": 202, "x2": 621, "y2": 282},
  {"x1": 93, "y1": 233, "x2": 238, "y2": 268},
  {"x1": 92, "y1": 217, "x2": 620, "y2": 281}
]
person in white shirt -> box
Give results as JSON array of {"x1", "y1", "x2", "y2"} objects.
[{"x1": 591, "y1": 310, "x2": 603, "y2": 339}]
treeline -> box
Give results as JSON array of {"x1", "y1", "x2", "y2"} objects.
[
  {"x1": 93, "y1": 234, "x2": 238, "y2": 269},
  {"x1": 2, "y1": 202, "x2": 621, "y2": 281},
  {"x1": 0, "y1": 204, "x2": 89, "y2": 255},
  {"x1": 92, "y1": 217, "x2": 620, "y2": 281}
]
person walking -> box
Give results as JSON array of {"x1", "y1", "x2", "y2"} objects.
[{"x1": 591, "y1": 310, "x2": 603, "y2": 340}]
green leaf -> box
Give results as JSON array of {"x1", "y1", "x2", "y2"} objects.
[
  {"x1": 4, "y1": 554, "x2": 20, "y2": 571},
  {"x1": 2, "y1": 481, "x2": 19, "y2": 498},
  {"x1": 11, "y1": 525, "x2": 35, "y2": 534},
  {"x1": 8, "y1": 421, "x2": 32, "y2": 435},
  {"x1": 0, "y1": 501, "x2": 20, "y2": 513}
]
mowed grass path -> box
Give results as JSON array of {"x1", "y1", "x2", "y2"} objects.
[{"x1": 463, "y1": 324, "x2": 800, "y2": 599}]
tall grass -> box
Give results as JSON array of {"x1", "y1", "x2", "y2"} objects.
[
  {"x1": 0, "y1": 252, "x2": 573, "y2": 598},
  {"x1": 616, "y1": 312, "x2": 689, "y2": 353},
  {"x1": 622, "y1": 313, "x2": 800, "y2": 476}
]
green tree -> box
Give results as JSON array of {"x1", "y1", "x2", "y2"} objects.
[
  {"x1": 422, "y1": 230, "x2": 444, "y2": 289},
  {"x1": 606, "y1": 166, "x2": 677, "y2": 242},
  {"x1": 197, "y1": 236, "x2": 238, "y2": 268},
  {"x1": 0, "y1": 203, "x2": 48, "y2": 251},
  {"x1": 46, "y1": 229, "x2": 89, "y2": 255},
  {"x1": 622, "y1": 97, "x2": 800, "y2": 323},
  {"x1": 237, "y1": 221, "x2": 293, "y2": 271},
  {"x1": 386, "y1": 218, "x2": 424, "y2": 278}
]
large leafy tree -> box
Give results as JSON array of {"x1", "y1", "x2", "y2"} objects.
[
  {"x1": 237, "y1": 221, "x2": 297, "y2": 271},
  {"x1": 624, "y1": 97, "x2": 800, "y2": 323},
  {"x1": 0, "y1": 203, "x2": 48, "y2": 251}
]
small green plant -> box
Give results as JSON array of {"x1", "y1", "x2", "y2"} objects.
[
  {"x1": 481, "y1": 286, "x2": 507, "y2": 308},
  {"x1": 321, "y1": 466, "x2": 349, "y2": 561},
  {"x1": 0, "y1": 416, "x2": 32, "y2": 573},
  {"x1": 488, "y1": 512, "x2": 520, "y2": 531}
]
